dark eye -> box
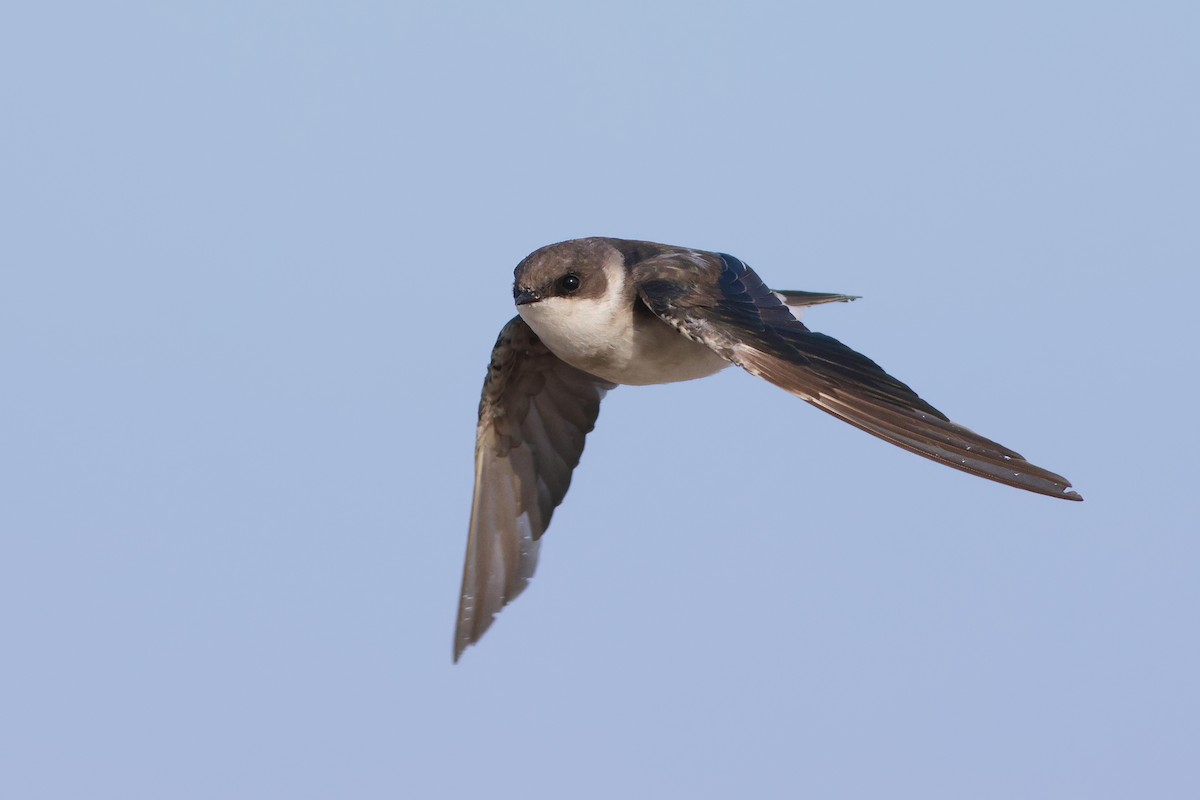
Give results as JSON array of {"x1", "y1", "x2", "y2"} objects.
[{"x1": 557, "y1": 273, "x2": 581, "y2": 294}]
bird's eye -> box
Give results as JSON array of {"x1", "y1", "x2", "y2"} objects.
[{"x1": 557, "y1": 273, "x2": 581, "y2": 294}]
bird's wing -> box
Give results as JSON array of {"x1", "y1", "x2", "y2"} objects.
[
  {"x1": 455, "y1": 316, "x2": 616, "y2": 662},
  {"x1": 633, "y1": 251, "x2": 1081, "y2": 501}
]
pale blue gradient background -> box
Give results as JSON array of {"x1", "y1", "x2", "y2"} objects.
[{"x1": 2, "y1": 2, "x2": 1196, "y2": 798}]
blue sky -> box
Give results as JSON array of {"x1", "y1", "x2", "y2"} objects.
[{"x1": 2, "y1": 2, "x2": 1197, "y2": 798}]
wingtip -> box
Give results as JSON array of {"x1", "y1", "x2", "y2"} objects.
[{"x1": 453, "y1": 634, "x2": 469, "y2": 664}]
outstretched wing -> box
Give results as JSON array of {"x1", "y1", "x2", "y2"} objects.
[
  {"x1": 634, "y1": 252, "x2": 1081, "y2": 501},
  {"x1": 455, "y1": 316, "x2": 616, "y2": 662}
]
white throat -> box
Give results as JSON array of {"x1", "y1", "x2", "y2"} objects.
[{"x1": 517, "y1": 262, "x2": 728, "y2": 386}]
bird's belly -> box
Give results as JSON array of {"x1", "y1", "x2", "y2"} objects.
[
  {"x1": 527, "y1": 310, "x2": 728, "y2": 387},
  {"x1": 518, "y1": 295, "x2": 729, "y2": 386},
  {"x1": 591, "y1": 325, "x2": 729, "y2": 385}
]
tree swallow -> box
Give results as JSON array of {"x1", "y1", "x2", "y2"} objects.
[{"x1": 454, "y1": 237, "x2": 1081, "y2": 661}]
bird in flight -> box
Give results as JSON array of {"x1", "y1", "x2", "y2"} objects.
[{"x1": 454, "y1": 237, "x2": 1081, "y2": 661}]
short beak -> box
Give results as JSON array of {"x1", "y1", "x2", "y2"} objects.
[{"x1": 513, "y1": 287, "x2": 540, "y2": 306}]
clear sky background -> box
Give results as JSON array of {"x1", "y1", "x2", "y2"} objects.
[{"x1": 2, "y1": 2, "x2": 1196, "y2": 798}]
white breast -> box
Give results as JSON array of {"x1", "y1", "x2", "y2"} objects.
[{"x1": 516, "y1": 263, "x2": 728, "y2": 386}]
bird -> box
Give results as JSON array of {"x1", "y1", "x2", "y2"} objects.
[{"x1": 454, "y1": 237, "x2": 1081, "y2": 661}]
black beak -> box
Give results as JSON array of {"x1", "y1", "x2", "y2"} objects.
[{"x1": 514, "y1": 287, "x2": 540, "y2": 306}]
